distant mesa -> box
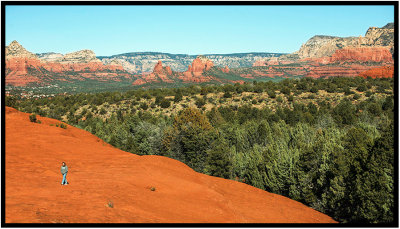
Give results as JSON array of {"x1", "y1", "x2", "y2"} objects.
[
  {"x1": 249, "y1": 23, "x2": 394, "y2": 80},
  {"x1": 5, "y1": 41, "x2": 127, "y2": 86},
  {"x1": 294, "y1": 23, "x2": 394, "y2": 59}
]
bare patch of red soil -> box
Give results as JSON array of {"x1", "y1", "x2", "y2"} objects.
[{"x1": 5, "y1": 107, "x2": 337, "y2": 223}]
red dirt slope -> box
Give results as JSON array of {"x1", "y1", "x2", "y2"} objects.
[{"x1": 5, "y1": 107, "x2": 337, "y2": 223}]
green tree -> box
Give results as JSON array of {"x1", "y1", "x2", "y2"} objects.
[
  {"x1": 332, "y1": 100, "x2": 357, "y2": 125},
  {"x1": 205, "y1": 138, "x2": 233, "y2": 179}
]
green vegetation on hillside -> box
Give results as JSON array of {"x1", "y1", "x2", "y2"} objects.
[{"x1": 6, "y1": 76, "x2": 394, "y2": 223}]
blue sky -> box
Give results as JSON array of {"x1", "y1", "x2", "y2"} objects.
[{"x1": 5, "y1": 5, "x2": 394, "y2": 56}]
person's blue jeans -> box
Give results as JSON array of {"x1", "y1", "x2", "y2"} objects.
[{"x1": 62, "y1": 173, "x2": 68, "y2": 185}]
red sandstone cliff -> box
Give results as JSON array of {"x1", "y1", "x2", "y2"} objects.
[{"x1": 330, "y1": 47, "x2": 393, "y2": 63}]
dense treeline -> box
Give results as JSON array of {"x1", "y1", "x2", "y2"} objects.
[{"x1": 6, "y1": 76, "x2": 394, "y2": 223}]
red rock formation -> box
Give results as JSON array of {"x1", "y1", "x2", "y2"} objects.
[
  {"x1": 132, "y1": 61, "x2": 175, "y2": 85},
  {"x1": 5, "y1": 42, "x2": 127, "y2": 86},
  {"x1": 6, "y1": 57, "x2": 42, "y2": 75},
  {"x1": 165, "y1": 66, "x2": 172, "y2": 75},
  {"x1": 330, "y1": 47, "x2": 393, "y2": 63},
  {"x1": 132, "y1": 78, "x2": 147, "y2": 86},
  {"x1": 222, "y1": 66, "x2": 230, "y2": 73},
  {"x1": 6, "y1": 56, "x2": 127, "y2": 86},
  {"x1": 359, "y1": 65, "x2": 394, "y2": 78},
  {"x1": 153, "y1": 60, "x2": 164, "y2": 74},
  {"x1": 189, "y1": 56, "x2": 214, "y2": 73},
  {"x1": 176, "y1": 56, "x2": 216, "y2": 83},
  {"x1": 152, "y1": 60, "x2": 173, "y2": 76}
]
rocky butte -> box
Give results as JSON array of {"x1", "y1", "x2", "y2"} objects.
[
  {"x1": 180, "y1": 56, "x2": 216, "y2": 82},
  {"x1": 133, "y1": 56, "x2": 221, "y2": 85},
  {"x1": 5, "y1": 106, "x2": 337, "y2": 223},
  {"x1": 132, "y1": 60, "x2": 175, "y2": 86}
]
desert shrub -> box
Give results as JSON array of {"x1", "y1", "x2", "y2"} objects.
[
  {"x1": 29, "y1": 114, "x2": 37, "y2": 123},
  {"x1": 276, "y1": 96, "x2": 283, "y2": 103},
  {"x1": 281, "y1": 86, "x2": 291, "y2": 95},
  {"x1": 382, "y1": 96, "x2": 394, "y2": 111},
  {"x1": 200, "y1": 87, "x2": 208, "y2": 96},
  {"x1": 140, "y1": 103, "x2": 148, "y2": 110},
  {"x1": 5, "y1": 96, "x2": 18, "y2": 108},
  {"x1": 367, "y1": 102, "x2": 382, "y2": 116},
  {"x1": 326, "y1": 82, "x2": 337, "y2": 93},
  {"x1": 307, "y1": 94, "x2": 316, "y2": 99},
  {"x1": 353, "y1": 94, "x2": 361, "y2": 100},
  {"x1": 267, "y1": 90, "x2": 276, "y2": 98},
  {"x1": 253, "y1": 84, "x2": 264, "y2": 93},
  {"x1": 174, "y1": 93, "x2": 183, "y2": 102},
  {"x1": 310, "y1": 86, "x2": 318, "y2": 93},
  {"x1": 365, "y1": 90, "x2": 373, "y2": 97},
  {"x1": 332, "y1": 100, "x2": 357, "y2": 125},
  {"x1": 99, "y1": 107, "x2": 107, "y2": 115},
  {"x1": 356, "y1": 84, "x2": 367, "y2": 92},
  {"x1": 155, "y1": 96, "x2": 164, "y2": 105},
  {"x1": 223, "y1": 91, "x2": 232, "y2": 98},
  {"x1": 343, "y1": 86, "x2": 354, "y2": 95},
  {"x1": 160, "y1": 99, "x2": 171, "y2": 108},
  {"x1": 195, "y1": 97, "x2": 206, "y2": 108},
  {"x1": 107, "y1": 201, "x2": 114, "y2": 208}
]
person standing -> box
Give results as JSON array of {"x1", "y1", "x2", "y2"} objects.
[{"x1": 61, "y1": 162, "x2": 69, "y2": 185}]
